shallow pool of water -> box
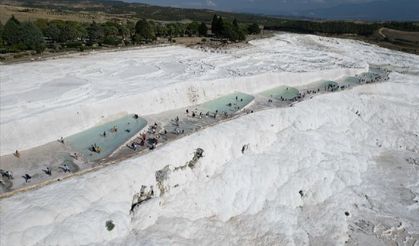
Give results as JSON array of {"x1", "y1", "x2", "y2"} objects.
[
  {"x1": 66, "y1": 115, "x2": 147, "y2": 161},
  {"x1": 260, "y1": 86, "x2": 299, "y2": 100},
  {"x1": 359, "y1": 71, "x2": 380, "y2": 81},
  {"x1": 198, "y1": 92, "x2": 254, "y2": 114},
  {"x1": 341, "y1": 76, "x2": 360, "y2": 86},
  {"x1": 298, "y1": 80, "x2": 338, "y2": 93}
]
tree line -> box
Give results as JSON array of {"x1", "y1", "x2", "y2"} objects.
[{"x1": 0, "y1": 15, "x2": 261, "y2": 54}]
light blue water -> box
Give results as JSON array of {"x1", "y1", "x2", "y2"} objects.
[
  {"x1": 359, "y1": 71, "x2": 380, "y2": 81},
  {"x1": 260, "y1": 86, "x2": 299, "y2": 100},
  {"x1": 320, "y1": 80, "x2": 339, "y2": 89},
  {"x1": 66, "y1": 115, "x2": 147, "y2": 161},
  {"x1": 369, "y1": 67, "x2": 384, "y2": 75},
  {"x1": 341, "y1": 76, "x2": 360, "y2": 86},
  {"x1": 199, "y1": 92, "x2": 254, "y2": 114}
]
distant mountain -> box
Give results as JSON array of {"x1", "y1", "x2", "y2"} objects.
[
  {"x1": 5, "y1": 0, "x2": 419, "y2": 21},
  {"x1": 299, "y1": 0, "x2": 419, "y2": 21},
  {"x1": 129, "y1": 0, "x2": 419, "y2": 21}
]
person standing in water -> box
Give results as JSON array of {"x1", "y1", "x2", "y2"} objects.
[
  {"x1": 22, "y1": 174, "x2": 31, "y2": 183},
  {"x1": 43, "y1": 167, "x2": 52, "y2": 176}
]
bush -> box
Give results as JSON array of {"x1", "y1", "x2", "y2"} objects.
[
  {"x1": 105, "y1": 220, "x2": 115, "y2": 231},
  {"x1": 247, "y1": 23, "x2": 261, "y2": 35},
  {"x1": 211, "y1": 15, "x2": 246, "y2": 42},
  {"x1": 65, "y1": 41, "x2": 83, "y2": 48},
  {"x1": 2, "y1": 17, "x2": 45, "y2": 53},
  {"x1": 198, "y1": 22, "x2": 208, "y2": 36},
  {"x1": 103, "y1": 36, "x2": 121, "y2": 46},
  {"x1": 135, "y1": 19, "x2": 156, "y2": 42}
]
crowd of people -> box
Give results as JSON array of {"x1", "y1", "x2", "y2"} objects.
[{"x1": 1, "y1": 69, "x2": 389, "y2": 192}]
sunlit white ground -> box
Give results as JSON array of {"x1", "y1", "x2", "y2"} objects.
[
  {"x1": 0, "y1": 33, "x2": 418, "y2": 245},
  {"x1": 0, "y1": 33, "x2": 374, "y2": 154}
]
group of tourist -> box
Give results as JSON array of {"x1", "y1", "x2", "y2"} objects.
[
  {"x1": 129, "y1": 122, "x2": 163, "y2": 151},
  {"x1": 3, "y1": 70, "x2": 391, "y2": 192}
]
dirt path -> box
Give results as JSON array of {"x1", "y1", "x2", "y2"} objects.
[{"x1": 378, "y1": 27, "x2": 386, "y2": 39}]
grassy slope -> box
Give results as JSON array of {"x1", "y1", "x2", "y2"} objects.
[
  {"x1": 380, "y1": 27, "x2": 419, "y2": 42},
  {"x1": 368, "y1": 28, "x2": 419, "y2": 54},
  {"x1": 1, "y1": 0, "x2": 418, "y2": 54},
  {"x1": 0, "y1": 0, "x2": 280, "y2": 24}
]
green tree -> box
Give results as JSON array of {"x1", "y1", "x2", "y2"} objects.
[
  {"x1": 87, "y1": 21, "x2": 104, "y2": 45},
  {"x1": 176, "y1": 23, "x2": 186, "y2": 37},
  {"x1": 2, "y1": 16, "x2": 45, "y2": 52},
  {"x1": 233, "y1": 18, "x2": 239, "y2": 29},
  {"x1": 34, "y1": 19, "x2": 49, "y2": 34},
  {"x1": 75, "y1": 22, "x2": 88, "y2": 40},
  {"x1": 0, "y1": 21, "x2": 4, "y2": 48},
  {"x1": 103, "y1": 22, "x2": 121, "y2": 45},
  {"x1": 154, "y1": 23, "x2": 167, "y2": 37},
  {"x1": 2, "y1": 16, "x2": 22, "y2": 46},
  {"x1": 135, "y1": 19, "x2": 155, "y2": 43},
  {"x1": 20, "y1": 22, "x2": 45, "y2": 52},
  {"x1": 198, "y1": 22, "x2": 208, "y2": 36},
  {"x1": 221, "y1": 22, "x2": 245, "y2": 41},
  {"x1": 247, "y1": 23, "x2": 261, "y2": 35},
  {"x1": 165, "y1": 23, "x2": 183, "y2": 37},
  {"x1": 166, "y1": 23, "x2": 176, "y2": 37},
  {"x1": 186, "y1": 22, "x2": 199, "y2": 37},
  {"x1": 45, "y1": 22, "x2": 61, "y2": 42},
  {"x1": 117, "y1": 23, "x2": 130, "y2": 42},
  {"x1": 126, "y1": 20, "x2": 136, "y2": 42},
  {"x1": 211, "y1": 15, "x2": 220, "y2": 36},
  {"x1": 60, "y1": 21, "x2": 84, "y2": 42}
]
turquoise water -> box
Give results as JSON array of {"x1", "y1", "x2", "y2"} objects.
[
  {"x1": 341, "y1": 76, "x2": 360, "y2": 86},
  {"x1": 321, "y1": 80, "x2": 339, "y2": 89},
  {"x1": 199, "y1": 92, "x2": 254, "y2": 114},
  {"x1": 66, "y1": 114, "x2": 147, "y2": 161},
  {"x1": 309, "y1": 80, "x2": 339, "y2": 91},
  {"x1": 260, "y1": 86, "x2": 299, "y2": 100},
  {"x1": 359, "y1": 71, "x2": 380, "y2": 81},
  {"x1": 369, "y1": 67, "x2": 384, "y2": 75}
]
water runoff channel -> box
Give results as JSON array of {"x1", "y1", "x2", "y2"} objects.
[{"x1": 0, "y1": 66, "x2": 389, "y2": 197}]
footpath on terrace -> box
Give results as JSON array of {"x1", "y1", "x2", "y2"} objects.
[{"x1": 0, "y1": 66, "x2": 389, "y2": 198}]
